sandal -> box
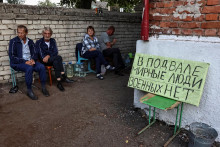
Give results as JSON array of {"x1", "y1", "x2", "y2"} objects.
[{"x1": 96, "y1": 74, "x2": 104, "y2": 80}]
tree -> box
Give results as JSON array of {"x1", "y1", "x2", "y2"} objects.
[
  {"x1": 7, "y1": 0, "x2": 25, "y2": 4},
  {"x1": 60, "y1": 0, "x2": 95, "y2": 9},
  {"x1": 38, "y1": 0, "x2": 57, "y2": 7}
]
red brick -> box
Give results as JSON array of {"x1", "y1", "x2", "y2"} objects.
[
  {"x1": 160, "y1": 22, "x2": 178, "y2": 28},
  {"x1": 179, "y1": 22, "x2": 200, "y2": 28},
  {"x1": 207, "y1": 0, "x2": 220, "y2": 5},
  {"x1": 217, "y1": 30, "x2": 220, "y2": 36},
  {"x1": 150, "y1": 21, "x2": 160, "y2": 26},
  {"x1": 150, "y1": 2, "x2": 156, "y2": 8},
  {"x1": 162, "y1": 16, "x2": 172, "y2": 21},
  {"x1": 164, "y1": 2, "x2": 174, "y2": 8},
  {"x1": 206, "y1": 14, "x2": 218, "y2": 20},
  {"x1": 205, "y1": 29, "x2": 217, "y2": 36},
  {"x1": 194, "y1": 15, "x2": 205, "y2": 21},
  {"x1": 182, "y1": 29, "x2": 193, "y2": 35},
  {"x1": 201, "y1": 22, "x2": 220, "y2": 28},
  {"x1": 182, "y1": 16, "x2": 193, "y2": 21},
  {"x1": 193, "y1": 29, "x2": 204, "y2": 36},
  {"x1": 160, "y1": 8, "x2": 176, "y2": 14},
  {"x1": 202, "y1": 6, "x2": 220, "y2": 13},
  {"x1": 172, "y1": 29, "x2": 181, "y2": 35},
  {"x1": 156, "y1": 2, "x2": 164, "y2": 8},
  {"x1": 173, "y1": 1, "x2": 184, "y2": 7},
  {"x1": 153, "y1": 16, "x2": 163, "y2": 20}
]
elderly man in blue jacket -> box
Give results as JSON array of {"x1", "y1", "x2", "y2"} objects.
[
  {"x1": 9, "y1": 25, "x2": 49, "y2": 100},
  {"x1": 36, "y1": 27, "x2": 73, "y2": 92}
]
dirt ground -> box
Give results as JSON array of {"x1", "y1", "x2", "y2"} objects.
[{"x1": 0, "y1": 69, "x2": 218, "y2": 147}]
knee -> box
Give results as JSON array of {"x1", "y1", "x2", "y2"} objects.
[
  {"x1": 38, "y1": 64, "x2": 46, "y2": 72},
  {"x1": 56, "y1": 55, "x2": 62, "y2": 61},
  {"x1": 26, "y1": 66, "x2": 33, "y2": 74}
]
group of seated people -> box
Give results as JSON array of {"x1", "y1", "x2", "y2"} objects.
[{"x1": 8, "y1": 25, "x2": 125, "y2": 100}]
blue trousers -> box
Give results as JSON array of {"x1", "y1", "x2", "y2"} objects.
[
  {"x1": 82, "y1": 50, "x2": 108, "y2": 74},
  {"x1": 11, "y1": 62, "x2": 47, "y2": 89}
]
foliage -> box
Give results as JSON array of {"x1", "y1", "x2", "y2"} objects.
[
  {"x1": 38, "y1": 0, "x2": 57, "y2": 7},
  {"x1": 6, "y1": 0, "x2": 25, "y2": 4},
  {"x1": 60, "y1": 0, "x2": 95, "y2": 9}
]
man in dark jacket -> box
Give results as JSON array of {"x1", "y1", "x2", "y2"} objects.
[
  {"x1": 9, "y1": 25, "x2": 49, "y2": 100},
  {"x1": 36, "y1": 27, "x2": 73, "y2": 92}
]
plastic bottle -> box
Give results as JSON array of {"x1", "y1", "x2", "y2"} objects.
[{"x1": 67, "y1": 62, "x2": 73, "y2": 78}]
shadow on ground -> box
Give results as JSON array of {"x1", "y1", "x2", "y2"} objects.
[{"x1": 0, "y1": 70, "x2": 210, "y2": 147}]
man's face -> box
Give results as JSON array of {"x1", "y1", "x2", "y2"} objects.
[
  {"x1": 43, "y1": 30, "x2": 52, "y2": 41},
  {"x1": 109, "y1": 30, "x2": 114, "y2": 36},
  {"x1": 17, "y1": 28, "x2": 27, "y2": 41}
]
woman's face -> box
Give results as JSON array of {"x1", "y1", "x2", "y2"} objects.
[{"x1": 87, "y1": 28, "x2": 94, "y2": 36}]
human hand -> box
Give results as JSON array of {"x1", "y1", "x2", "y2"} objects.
[
  {"x1": 113, "y1": 39, "x2": 117, "y2": 44},
  {"x1": 30, "y1": 59, "x2": 35, "y2": 65},
  {"x1": 43, "y1": 55, "x2": 50, "y2": 63},
  {"x1": 89, "y1": 48, "x2": 96, "y2": 51}
]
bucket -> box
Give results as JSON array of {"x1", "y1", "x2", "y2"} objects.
[{"x1": 188, "y1": 122, "x2": 218, "y2": 147}]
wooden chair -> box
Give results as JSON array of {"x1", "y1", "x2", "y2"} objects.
[{"x1": 45, "y1": 66, "x2": 53, "y2": 86}]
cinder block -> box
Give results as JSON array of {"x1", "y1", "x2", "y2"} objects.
[
  {"x1": 16, "y1": 20, "x2": 28, "y2": 25},
  {"x1": 2, "y1": 20, "x2": 15, "y2": 24}
]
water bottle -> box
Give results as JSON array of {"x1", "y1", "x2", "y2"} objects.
[
  {"x1": 67, "y1": 62, "x2": 73, "y2": 78},
  {"x1": 79, "y1": 63, "x2": 86, "y2": 77}
]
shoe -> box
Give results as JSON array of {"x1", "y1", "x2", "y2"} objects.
[
  {"x1": 115, "y1": 71, "x2": 124, "y2": 76},
  {"x1": 57, "y1": 82, "x2": 65, "y2": 91},
  {"x1": 27, "y1": 90, "x2": 38, "y2": 100},
  {"x1": 105, "y1": 65, "x2": 115, "y2": 71},
  {"x1": 9, "y1": 85, "x2": 18, "y2": 93},
  {"x1": 65, "y1": 77, "x2": 74, "y2": 83},
  {"x1": 96, "y1": 74, "x2": 104, "y2": 80},
  {"x1": 42, "y1": 88, "x2": 50, "y2": 97}
]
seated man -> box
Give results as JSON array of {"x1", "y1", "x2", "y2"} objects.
[
  {"x1": 9, "y1": 25, "x2": 49, "y2": 100},
  {"x1": 36, "y1": 27, "x2": 73, "y2": 92},
  {"x1": 99, "y1": 26, "x2": 125, "y2": 76}
]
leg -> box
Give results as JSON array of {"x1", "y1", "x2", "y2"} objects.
[
  {"x1": 33, "y1": 62, "x2": 50, "y2": 97},
  {"x1": 47, "y1": 55, "x2": 63, "y2": 79},
  {"x1": 12, "y1": 63, "x2": 38, "y2": 100},
  {"x1": 83, "y1": 50, "x2": 108, "y2": 74}
]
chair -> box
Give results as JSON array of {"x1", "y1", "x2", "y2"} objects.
[
  {"x1": 75, "y1": 43, "x2": 95, "y2": 73},
  {"x1": 45, "y1": 66, "x2": 53, "y2": 86}
]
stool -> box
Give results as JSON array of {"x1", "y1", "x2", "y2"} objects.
[
  {"x1": 138, "y1": 93, "x2": 184, "y2": 147},
  {"x1": 45, "y1": 66, "x2": 53, "y2": 86}
]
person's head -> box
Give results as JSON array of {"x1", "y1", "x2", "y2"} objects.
[
  {"x1": 87, "y1": 26, "x2": 95, "y2": 37},
  {"x1": 106, "y1": 26, "x2": 115, "y2": 36},
  {"x1": 17, "y1": 25, "x2": 28, "y2": 41},
  {"x1": 42, "y1": 27, "x2": 53, "y2": 41}
]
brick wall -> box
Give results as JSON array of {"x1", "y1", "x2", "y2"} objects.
[
  {"x1": 149, "y1": 0, "x2": 220, "y2": 37},
  {"x1": 0, "y1": 4, "x2": 141, "y2": 83}
]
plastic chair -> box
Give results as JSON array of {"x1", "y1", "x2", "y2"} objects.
[{"x1": 76, "y1": 43, "x2": 95, "y2": 73}]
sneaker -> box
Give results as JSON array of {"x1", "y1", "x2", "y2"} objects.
[
  {"x1": 96, "y1": 74, "x2": 104, "y2": 80},
  {"x1": 105, "y1": 65, "x2": 115, "y2": 71}
]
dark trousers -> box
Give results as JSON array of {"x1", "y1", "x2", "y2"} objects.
[
  {"x1": 103, "y1": 48, "x2": 125, "y2": 72},
  {"x1": 82, "y1": 50, "x2": 108, "y2": 74},
  {"x1": 11, "y1": 62, "x2": 46, "y2": 90},
  {"x1": 44, "y1": 55, "x2": 64, "y2": 79}
]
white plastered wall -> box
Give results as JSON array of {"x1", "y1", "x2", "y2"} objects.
[{"x1": 134, "y1": 35, "x2": 220, "y2": 141}]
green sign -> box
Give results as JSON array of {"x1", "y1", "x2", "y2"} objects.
[{"x1": 128, "y1": 53, "x2": 210, "y2": 106}]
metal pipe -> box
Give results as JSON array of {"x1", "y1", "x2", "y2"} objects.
[{"x1": 141, "y1": 0, "x2": 149, "y2": 41}]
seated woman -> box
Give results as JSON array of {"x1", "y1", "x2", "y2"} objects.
[{"x1": 82, "y1": 26, "x2": 115, "y2": 80}]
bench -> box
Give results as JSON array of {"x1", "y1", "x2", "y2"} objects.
[{"x1": 138, "y1": 93, "x2": 184, "y2": 147}]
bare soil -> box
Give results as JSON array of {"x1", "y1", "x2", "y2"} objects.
[{"x1": 0, "y1": 70, "x2": 202, "y2": 147}]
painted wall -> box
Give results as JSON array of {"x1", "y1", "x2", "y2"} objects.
[{"x1": 134, "y1": 36, "x2": 220, "y2": 141}]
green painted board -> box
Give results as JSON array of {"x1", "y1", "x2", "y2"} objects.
[
  {"x1": 128, "y1": 53, "x2": 210, "y2": 106},
  {"x1": 141, "y1": 95, "x2": 177, "y2": 110}
]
